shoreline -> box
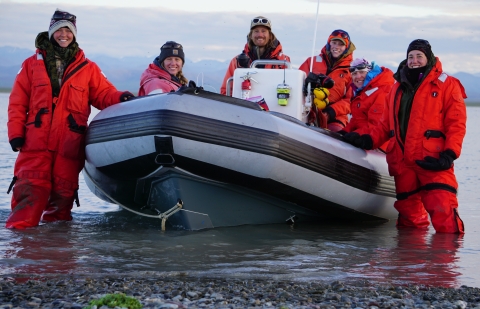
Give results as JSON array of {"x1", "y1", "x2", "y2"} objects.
[{"x1": 1, "y1": 275, "x2": 479, "y2": 308}]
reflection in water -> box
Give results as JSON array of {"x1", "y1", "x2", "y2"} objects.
[
  {"x1": 0, "y1": 96, "x2": 479, "y2": 287},
  {"x1": 2, "y1": 226, "x2": 86, "y2": 276},
  {"x1": 350, "y1": 228, "x2": 463, "y2": 288},
  {"x1": 0, "y1": 215, "x2": 464, "y2": 288}
]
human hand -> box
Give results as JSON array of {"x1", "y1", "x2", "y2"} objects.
[
  {"x1": 415, "y1": 150, "x2": 456, "y2": 171},
  {"x1": 344, "y1": 133, "x2": 373, "y2": 150},
  {"x1": 236, "y1": 51, "x2": 251, "y2": 68},
  {"x1": 120, "y1": 91, "x2": 135, "y2": 102}
]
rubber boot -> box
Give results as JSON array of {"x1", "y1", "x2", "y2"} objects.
[
  {"x1": 6, "y1": 181, "x2": 50, "y2": 229},
  {"x1": 41, "y1": 191, "x2": 74, "y2": 222}
]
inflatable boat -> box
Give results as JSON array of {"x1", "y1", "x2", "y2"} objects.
[{"x1": 83, "y1": 61, "x2": 397, "y2": 230}]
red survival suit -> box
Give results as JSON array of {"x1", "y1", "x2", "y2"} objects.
[
  {"x1": 369, "y1": 57, "x2": 467, "y2": 233},
  {"x1": 343, "y1": 66, "x2": 394, "y2": 151},
  {"x1": 138, "y1": 61, "x2": 182, "y2": 96},
  {"x1": 299, "y1": 43, "x2": 355, "y2": 130},
  {"x1": 220, "y1": 41, "x2": 290, "y2": 95},
  {"x1": 7, "y1": 48, "x2": 127, "y2": 229}
]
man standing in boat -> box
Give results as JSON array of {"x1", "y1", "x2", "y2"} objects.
[
  {"x1": 6, "y1": 9, "x2": 134, "y2": 229},
  {"x1": 300, "y1": 29, "x2": 355, "y2": 132},
  {"x1": 344, "y1": 39, "x2": 467, "y2": 234},
  {"x1": 220, "y1": 16, "x2": 291, "y2": 96}
]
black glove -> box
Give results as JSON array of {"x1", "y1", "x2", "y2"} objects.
[
  {"x1": 120, "y1": 91, "x2": 135, "y2": 102},
  {"x1": 323, "y1": 106, "x2": 336, "y2": 122},
  {"x1": 304, "y1": 73, "x2": 335, "y2": 95},
  {"x1": 344, "y1": 133, "x2": 373, "y2": 150},
  {"x1": 9, "y1": 137, "x2": 24, "y2": 152},
  {"x1": 337, "y1": 130, "x2": 347, "y2": 136},
  {"x1": 236, "y1": 51, "x2": 251, "y2": 68},
  {"x1": 415, "y1": 149, "x2": 456, "y2": 171},
  {"x1": 343, "y1": 132, "x2": 360, "y2": 145}
]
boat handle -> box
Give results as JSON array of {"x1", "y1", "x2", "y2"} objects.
[{"x1": 250, "y1": 60, "x2": 291, "y2": 68}]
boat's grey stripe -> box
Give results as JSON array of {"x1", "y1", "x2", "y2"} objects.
[{"x1": 87, "y1": 109, "x2": 395, "y2": 197}]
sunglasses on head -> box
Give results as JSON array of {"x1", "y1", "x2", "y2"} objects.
[
  {"x1": 52, "y1": 11, "x2": 76, "y2": 22},
  {"x1": 330, "y1": 30, "x2": 349, "y2": 39},
  {"x1": 252, "y1": 18, "x2": 270, "y2": 24},
  {"x1": 349, "y1": 64, "x2": 371, "y2": 73},
  {"x1": 162, "y1": 42, "x2": 183, "y2": 49}
]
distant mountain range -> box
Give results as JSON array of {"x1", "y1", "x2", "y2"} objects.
[{"x1": 1, "y1": 46, "x2": 479, "y2": 102}]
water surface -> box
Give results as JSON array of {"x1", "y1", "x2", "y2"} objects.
[{"x1": 1, "y1": 93, "x2": 479, "y2": 288}]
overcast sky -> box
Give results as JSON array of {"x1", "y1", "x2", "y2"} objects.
[{"x1": 1, "y1": 0, "x2": 479, "y2": 74}]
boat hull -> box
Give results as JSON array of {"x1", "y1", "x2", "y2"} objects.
[{"x1": 84, "y1": 88, "x2": 397, "y2": 229}]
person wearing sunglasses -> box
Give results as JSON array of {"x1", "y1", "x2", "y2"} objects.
[
  {"x1": 299, "y1": 29, "x2": 356, "y2": 132},
  {"x1": 344, "y1": 39, "x2": 467, "y2": 234},
  {"x1": 138, "y1": 41, "x2": 189, "y2": 95},
  {"x1": 5, "y1": 9, "x2": 135, "y2": 229},
  {"x1": 220, "y1": 16, "x2": 291, "y2": 95},
  {"x1": 339, "y1": 58, "x2": 394, "y2": 152}
]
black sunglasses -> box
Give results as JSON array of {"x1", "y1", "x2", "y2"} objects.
[
  {"x1": 252, "y1": 18, "x2": 270, "y2": 24},
  {"x1": 330, "y1": 30, "x2": 349, "y2": 39},
  {"x1": 349, "y1": 64, "x2": 371, "y2": 73},
  {"x1": 162, "y1": 41, "x2": 183, "y2": 49},
  {"x1": 52, "y1": 11, "x2": 76, "y2": 22}
]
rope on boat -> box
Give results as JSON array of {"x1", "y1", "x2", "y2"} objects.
[
  {"x1": 83, "y1": 168, "x2": 183, "y2": 230},
  {"x1": 160, "y1": 200, "x2": 183, "y2": 231}
]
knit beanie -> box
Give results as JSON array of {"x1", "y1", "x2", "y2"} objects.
[
  {"x1": 48, "y1": 9, "x2": 77, "y2": 40},
  {"x1": 406, "y1": 39, "x2": 433, "y2": 61},
  {"x1": 158, "y1": 41, "x2": 185, "y2": 64}
]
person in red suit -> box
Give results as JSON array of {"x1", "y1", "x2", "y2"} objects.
[
  {"x1": 344, "y1": 40, "x2": 467, "y2": 233},
  {"x1": 6, "y1": 9, "x2": 134, "y2": 229},
  {"x1": 299, "y1": 29, "x2": 355, "y2": 132}
]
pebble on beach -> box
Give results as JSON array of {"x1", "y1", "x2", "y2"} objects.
[{"x1": 1, "y1": 276, "x2": 480, "y2": 309}]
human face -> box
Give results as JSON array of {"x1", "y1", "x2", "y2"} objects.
[
  {"x1": 53, "y1": 27, "x2": 74, "y2": 48},
  {"x1": 351, "y1": 70, "x2": 368, "y2": 88},
  {"x1": 407, "y1": 50, "x2": 428, "y2": 68},
  {"x1": 251, "y1": 26, "x2": 270, "y2": 47},
  {"x1": 163, "y1": 57, "x2": 183, "y2": 76},
  {"x1": 329, "y1": 40, "x2": 346, "y2": 59}
]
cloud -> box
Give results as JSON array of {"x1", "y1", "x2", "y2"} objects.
[{"x1": 1, "y1": 2, "x2": 479, "y2": 73}]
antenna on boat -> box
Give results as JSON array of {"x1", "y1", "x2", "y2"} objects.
[
  {"x1": 309, "y1": 0, "x2": 321, "y2": 73},
  {"x1": 305, "y1": 0, "x2": 321, "y2": 112}
]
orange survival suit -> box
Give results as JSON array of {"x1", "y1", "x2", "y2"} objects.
[
  {"x1": 299, "y1": 43, "x2": 355, "y2": 130},
  {"x1": 368, "y1": 57, "x2": 467, "y2": 233},
  {"x1": 220, "y1": 41, "x2": 290, "y2": 96},
  {"x1": 7, "y1": 48, "x2": 127, "y2": 229}
]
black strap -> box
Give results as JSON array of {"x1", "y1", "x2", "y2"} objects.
[
  {"x1": 424, "y1": 130, "x2": 446, "y2": 139},
  {"x1": 397, "y1": 182, "x2": 457, "y2": 200},
  {"x1": 63, "y1": 60, "x2": 89, "y2": 85},
  {"x1": 67, "y1": 113, "x2": 86, "y2": 134},
  {"x1": 7, "y1": 176, "x2": 17, "y2": 194},
  {"x1": 34, "y1": 108, "x2": 49, "y2": 128},
  {"x1": 74, "y1": 188, "x2": 80, "y2": 207}
]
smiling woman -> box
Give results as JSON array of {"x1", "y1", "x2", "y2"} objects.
[
  {"x1": 5, "y1": 8, "x2": 134, "y2": 229},
  {"x1": 138, "y1": 40, "x2": 189, "y2": 96}
]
